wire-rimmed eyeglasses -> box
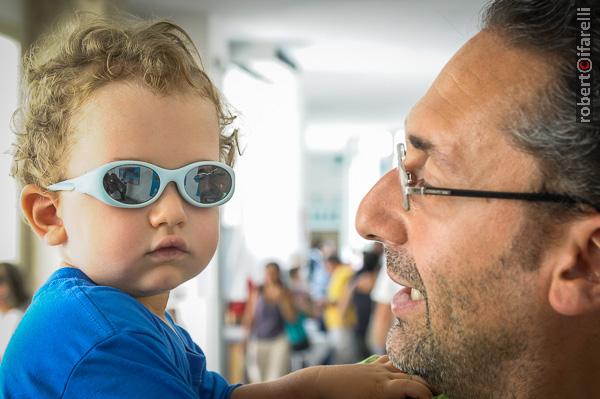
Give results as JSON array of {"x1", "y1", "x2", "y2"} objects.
[{"x1": 396, "y1": 143, "x2": 599, "y2": 212}]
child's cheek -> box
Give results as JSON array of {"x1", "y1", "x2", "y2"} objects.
[
  {"x1": 65, "y1": 199, "x2": 143, "y2": 266},
  {"x1": 189, "y1": 209, "x2": 220, "y2": 265},
  {"x1": 97, "y1": 208, "x2": 148, "y2": 256}
]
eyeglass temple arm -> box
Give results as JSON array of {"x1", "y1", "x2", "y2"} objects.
[{"x1": 408, "y1": 186, "x2": 599, "y2": 211}]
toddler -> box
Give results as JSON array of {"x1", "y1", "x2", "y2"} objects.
[{"x1": 0, "y1": 14, "x2": 432, "y2": 399}]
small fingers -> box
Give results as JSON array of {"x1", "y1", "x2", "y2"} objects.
[
  {"x1": 374, "y1": 355, "x2": 389, "y2": 364},
  {"x1": 367, "y1": 355, "x2": 432, "y2": 390},
  {"x1": 386, "y1": 378, "x2": 433, "y2": 399},
  {"x1": 392, "y1": 372, "x2": 431, "y2": 389},
  {"x1": 377, "y1": 356, "x2": 403, "y2": 372}
]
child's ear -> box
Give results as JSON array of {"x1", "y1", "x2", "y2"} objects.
[
  {"x1": 548, "y1": 214, "x2": 600, "y2": 316},
  {"x1": 21, "y1": 184, "x2": 67, "y2": 246}
]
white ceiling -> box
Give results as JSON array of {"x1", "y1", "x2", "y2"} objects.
[
  {"x1": 126, "y1": 0, "x2": 488, "y2": 127},
  {"x1": 1, "y1": 0, "x2": 489, "y2": 127}
]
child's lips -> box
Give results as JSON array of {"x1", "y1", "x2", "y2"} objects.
[
  {"x1": 149, "y1": 235, "x2": 188, "y2": 253},
  {"x1": 147, "y1": 246, "x2": 187, "y2": 261}
]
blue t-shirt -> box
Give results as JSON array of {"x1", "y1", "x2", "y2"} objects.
[{"x1": 0, "y1": 267, "x2": 240, "y2": 399}]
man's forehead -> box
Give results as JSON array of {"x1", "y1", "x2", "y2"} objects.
[{"x1": 404, "y1": 30, "x2": 551, "y2": 183}]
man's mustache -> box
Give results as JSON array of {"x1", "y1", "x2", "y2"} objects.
[{"x1": 385, "y1": 247, "x2": 426, "y2": 294}]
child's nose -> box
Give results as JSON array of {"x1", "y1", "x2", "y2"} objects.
[{"x1": 148, "y1": 182, "x2": 187, "y2": 228}]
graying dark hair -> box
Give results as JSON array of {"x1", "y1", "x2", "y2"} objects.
[{"x1": 482, "y1": 0, "x2": 600, "y2": 214}]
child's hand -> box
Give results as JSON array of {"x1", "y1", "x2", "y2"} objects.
[
  {"x1": 313, "y1": 355, "x2": 433, "y2": 399},
  {"x1": 231, "y1": 355, "x2": 433, "y2": 399}
]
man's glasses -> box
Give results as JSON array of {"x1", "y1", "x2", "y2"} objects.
[
  {"x1": 397, "y1": 143, "x2": 598, "y2": 212},
  {"x1": 48, "y1": 160, "x2": 235, "y2": 208}
]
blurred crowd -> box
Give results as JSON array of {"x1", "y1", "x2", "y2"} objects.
[{"x1": 236, "y1": 241, "x2": 397, "y2": 383}]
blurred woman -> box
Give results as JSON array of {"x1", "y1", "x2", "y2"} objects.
[
  {"x1": 243, "y1": 262, "x2": 296, "y2": 382},
  {"x1": 0, "y1": 262, "x2": 30, "y2": 361}
]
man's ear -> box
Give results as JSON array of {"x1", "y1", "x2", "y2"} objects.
[
  {"x1": 21, "y1": 184, "x2": 67, "y2": 246},
  {"x1": 548, "y1": 214, "x2": 600, "y2": 316}
]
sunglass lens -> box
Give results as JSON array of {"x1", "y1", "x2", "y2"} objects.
[
  {"x1": 184, "y1": 165, "x2": 232, "y2": 205},
  {"x1": 103, "y1": 165, "x2": 160, "y2": 204}
]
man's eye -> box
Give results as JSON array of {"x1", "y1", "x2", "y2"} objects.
[{"x1": 415, "y1": 178, "x2": 432, "y2": 188}]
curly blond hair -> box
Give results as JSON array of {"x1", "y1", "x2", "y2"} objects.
[{"x1": 10, "y1": 13, "x2": 238, "y2": 189}]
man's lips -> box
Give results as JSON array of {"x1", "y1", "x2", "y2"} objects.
[
  {"x1": 384, "y1": 246, "x2": 427, "y2": 317},
  {"x1": 391, "y1": 286, "x2": 426, "y2": 318},
  {"x1": 388, "y1": 274, "x2": 427, "y2": 301}
]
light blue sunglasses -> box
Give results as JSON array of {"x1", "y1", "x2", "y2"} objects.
[{"x1": 47, "y1": 160, "x2": 235, "y2": 208}]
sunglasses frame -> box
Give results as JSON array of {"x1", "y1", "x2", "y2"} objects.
[{"x1": 47, "y1": 160, "x2": 235, "y2": 208}]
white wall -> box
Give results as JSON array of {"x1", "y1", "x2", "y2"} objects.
[
  {"x1": 303, "y1": 124, "x2": 395, "y2": 257},
  {"x1": 0, "y1": 34, "x2": 19, "y2": 263},
  {"x1": 222, "y1": 59, "x2": 304, "y2": 282}
]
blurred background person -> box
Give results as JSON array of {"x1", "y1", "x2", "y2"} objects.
[
  {"x1": 0, "y1": 262, "x2": 30, "y2": 361},
  {"x1": 242, "y1": 262, "x2": 296, "y2": 382},
  {"x1": 286, "y1": 265, "x2": 312, "y2": 370},
  {"x1": 368, "y1": 251, "x2": 398, "y2": 356},
  {"x1": 288, "y1": 265, "x2": 312, "y2": 320},
  {"x1": 306, "y1": 240, "x2": 329, "y2": 333},
  {"x1": 323, "y1": 254, "x2": 357, "y2": 364},
  {"x1": 347, "y1": 250, "x2": 381, "y2": 360}
]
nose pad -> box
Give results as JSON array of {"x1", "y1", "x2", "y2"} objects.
[
  {"x1": 355, "y1": 169, "x2": 408, "y2": 245},
  {"x1": 148, "y1": 182, "x2": 187, "y2": 228}
]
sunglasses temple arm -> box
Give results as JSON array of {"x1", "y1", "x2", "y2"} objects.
[{"x1": 47, "y1": 180, "x2": 77, "y2": 192}]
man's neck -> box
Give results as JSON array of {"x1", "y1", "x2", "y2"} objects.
[
  {"x1": 529, "y1": 339, "x2": 600, "y2": 398},
  {"x1": 500, "y1": 331, "x2": 600, "y2": 399}
]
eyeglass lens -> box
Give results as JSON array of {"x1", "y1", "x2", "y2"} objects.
[{"x1": 397, "y1": 143, "x2": 411, "y2": 210}]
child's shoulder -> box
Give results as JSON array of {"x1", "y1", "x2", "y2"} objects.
[
  {"x1": 22, "y1": 267, "x2": 160, "y2": 342},
  {"x1": 2, "y1": 267, "x2": 218, "y2": 398},
  {"x1": 2, "y1": 267, "x2": 172, "y2": 392}
]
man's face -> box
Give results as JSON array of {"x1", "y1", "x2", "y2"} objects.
[
  {"x1": 355, "y1": 31, "x2": 556, "y2": 397},
  {"x1": 58, "y1": 81, "x2": 221, "y2": 299}
]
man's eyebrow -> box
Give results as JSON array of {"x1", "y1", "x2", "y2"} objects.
[
  {"x1": 406, "y1": 134, "x2": 435, "y2": 152},
  {"x1": 406, "y1": 133, "x2": 457, "y2": 172}
]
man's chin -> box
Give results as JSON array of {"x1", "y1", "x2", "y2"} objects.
[{"x1": 385, "y1": 321, "x2": 443, "y2": 387}]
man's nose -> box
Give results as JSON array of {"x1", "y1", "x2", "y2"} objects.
[
  {"x1": 148, "y1": 182, "x2": 188, "y2": 228},
  {"x1": 355, "y1": 169, "x2": 408, "y2": 246}
]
